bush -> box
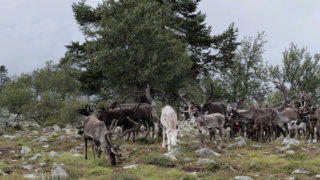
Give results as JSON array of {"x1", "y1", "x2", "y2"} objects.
[
  {"x1": 58, "y1": 98, "x2": 83, "y2": 127},
  {"x1": 141, "y1": 154, "x2": 176, "y2": 168}
]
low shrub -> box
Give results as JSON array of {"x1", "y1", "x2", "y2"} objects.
[{"x1": 140, "y1": 154, "x2": 176, "y2": 168}]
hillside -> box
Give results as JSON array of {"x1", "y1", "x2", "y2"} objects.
[{"x1": 1, "y1": 121, "x2": 320, "y2": 179}]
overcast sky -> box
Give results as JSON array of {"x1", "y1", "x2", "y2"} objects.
[{"x1": 1, "y1": 0, "x2": 320, "y2": 75}]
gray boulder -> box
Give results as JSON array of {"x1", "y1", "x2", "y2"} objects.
[
  {"x1": 286, "y1": 150, "x2": 295, "y2": 155},
  {"x1": 163, "y1": 153, "x2": 177, "y2": 161},
  {"x1": 23, "y1": 165, "x2": 34, "y2": 170},
  {"x1": 196, "y1": 148, "x2": 221, "y2": 157},
  {"x1": 228, "y1": 137, "x2": 246, "y2": 148},
  {"x1": 123, "y1": 164, "x2": 137, "y2": 169},
  {"x1": 29, "y1": 153, "x2": 43, "y2": 161},
  {"x1": 234, "y1": 176, "x2": 253, "y2": 180},
  {"x1": 24, "y1": 174, "x2": 39, "y2": 179},
  {"x1": 196, "y1": 158, "x2": 216, "y2": 165},
  {"x1": 282, "y1": 137, "x2": 300, "y2": 146},
  {"x1": 49, "y1": 151, "x2": 58, "y2": 157},
  {"x1": 53, "y1": 124, "x2": 61, "y2": 131},
  {"x1": 292, "y1": 169, "x2": 309, "y2": 174}
]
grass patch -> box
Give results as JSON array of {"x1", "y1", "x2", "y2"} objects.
[{"x1": 140, "y1": 154, "x2": 176, "y2": 168}]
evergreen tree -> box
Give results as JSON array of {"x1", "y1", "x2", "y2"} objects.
[
  {"x1": 61, "y1": 0, "x2": 239, "y2": 102},
  {"x1": 0, "y1": 65, "x2": 10, "y2": 93}
]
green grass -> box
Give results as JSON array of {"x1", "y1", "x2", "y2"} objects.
[{"x1": 1, "y1": 126, "x2": 320, "y2": 179}]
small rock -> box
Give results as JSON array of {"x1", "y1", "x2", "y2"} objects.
[
  {"x1": 286, "y1": 177, "x2": 295, "y2": 180},
  {"x1": 72, "y1": 153, "x2": 82, "y2": 157},
  {"x1": 51, "y1": 166, "x2": 68, "y2": 180},
  {"x1": 2, "y1": 135, "x2": 16, "y2": 139},
  {"x1": 228, "y1": 137, "x2": 246, "y2": 148},
  {"x1": 196, "y1": 148, "x2": 221, "y2": 157},
  {"x1": 226, "y1": 163, "x2": 237, "y2": 172},
  {"x1": 168, "y1": 148, "x2": 184, "y2": 156},
  {"x1": 282, "y1": 137, "x2": 300, "y2": 146},
  {"x1": 250, "y1": 162, "x2": 256, "y2": 166},
  {"x1": 280, "y1": 145, "x2": 291, "y2": 151},
  {"x1": 31, "y1": 131, "x2": 39, "y2": 135},
  {"x1": 10, "y1": 150, "x2": 15, "y2": 154},
  {"x1": 286, "y1": 150, "x2": 295, "y2": 155},
  {"x1": 69, "y1": 148, "x2": 78, "y2": 153},
  {"x1": 40, "y1": 162, "x2": 46, "y2": 167},
  {"x1": 23, "y1": 165, "x2": 34, "y2": 170},
  {"x1": 184, "y1": 158, "x2": 192, "y2": 162},
  {"x1": 39, "y1": 136, "x2": 48, "y2": 142},
  {"x1": 64, "y1": 129, "x2": 72, "y2": 135},
  {"x1": 196, "y1": 158, "x2": 216, "y2": 165},
  {"x1": 278, "y1": 154, "x2": 286, "y2": 157},
  {"x1": 236, "y1": 153, "x2": 242, "y2": 157},
  {"x1": 49, "y1": 151, "x2": 58, "y2": 157},
  {"x1": 123, "y1": 164, "x2": 137, "y2": 169},
  {"x1": 75, "y1": 146, "x2": 82, "y2": 150},
  {"x1": 234, "y1": 176, "x2": 253, "y2": 180},
  {"x1": 21, "y1": 146, "x2": 31, "y2": 154},
  {"x1": 163, "y1": 153, "x2": 177, "y2": 161},
  {"x1": 53, "y1": 124, "x2": 61, "y2": 131},
  {"x1": 65, "y1": 124, "x2": 72, "y2": 129},
  {"x1": 315, "y1": 174, "x2": 320, "y2": 178},
  {"x1": 42, "y1": 144, "x2": 49, "y2": 149},
  {"x1": 301, "y1": 147, "x2": 310, "y2": 152},
  {"x1": 24, "y1": 174, "x2": 39, "y2": 179},
  {"x1": 292, "y1": 169, "x2": 309, "y2": 174},
  {"x1": 59, "y1": 135, "x2": 65, "y2": 140},
  {"x1": 29, "y1": 154, "x2": 43, "y2": 161}
]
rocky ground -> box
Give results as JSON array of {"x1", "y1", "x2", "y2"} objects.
[{"x1": 1, "y1": 121, "x2": 320, "y2": 179}]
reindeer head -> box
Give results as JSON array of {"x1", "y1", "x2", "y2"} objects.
[{"x1": 77, "y1": 104, "x2": 94, "y2": 116}]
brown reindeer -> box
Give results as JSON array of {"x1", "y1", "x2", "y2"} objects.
[
  {"x1": 196, "y1": 113, "x2": 226, "y2": 143},
  {"x1": 81, "y1": 115, "x2": 120, "y2": 165},
  {"x1": 253, "y1": 114, "x2": 273, "y2": 142}
]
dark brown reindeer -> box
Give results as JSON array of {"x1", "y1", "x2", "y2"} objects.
[
  {"x1": 252, "y1": 114, "x2": 273, "y2": 142},
  {"x1": 98, "y1": 103, "x2": 145, "y2": 142}
]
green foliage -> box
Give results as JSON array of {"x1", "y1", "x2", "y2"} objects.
[
  {"x1": 61, "y1": 0, "x2": 239, "y2": 103},
  {"x1": 0, "y1": 65, "x2": 10, "y2": 93},
  {"x1": 269, "y1": 43, "x2": 320, "y2": 107},
  {"x1": 58, "y1": 97, "x2": 83, "y2": 127},
  {"x1": 25, "y1": 91, "x2": 62, "y2": 125},
  {"x1": 0, "y1": 80, "x2": 35, "y2": 117},
  {"x1": 217, "y1": 32, "x2": 269, "y2": 107},
  {"x1": 0, "y1": 61, "x2": 82, "y2": 126}
]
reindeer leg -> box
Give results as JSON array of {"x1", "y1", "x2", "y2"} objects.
[
  {"x1": 85, "y1": 138, "x2": 88, "y2": 160},
  {"x1": 316, "y1": 122, "x2": 320, "y2": 142},
  {"x1": 133, "y1": 131, "x2": 136, "y2": 143},
  {"x1": 92, "y1": 141, "x2": 95, "y2": 159},
  {"x1": 152, "y1": 125, "x2": 155, "y2": 138},
  {"x1": 162, "y1": 128, "x2": 166, "y2": 149},
  {"x1": 108, "y1": 149, "x2": 117, "y2": 166}
]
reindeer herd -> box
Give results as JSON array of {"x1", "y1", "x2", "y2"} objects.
[{"x1": 76, "y1": 85, "x2": 320, "y2": 166}]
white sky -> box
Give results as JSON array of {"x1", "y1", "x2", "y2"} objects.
[{"x1": 1, "y1": 0, "x2": 320, "y2": 75}]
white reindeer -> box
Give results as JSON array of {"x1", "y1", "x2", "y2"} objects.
[{"x1": 161, "y1": 106, "x2": 178, "y2": 151}]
